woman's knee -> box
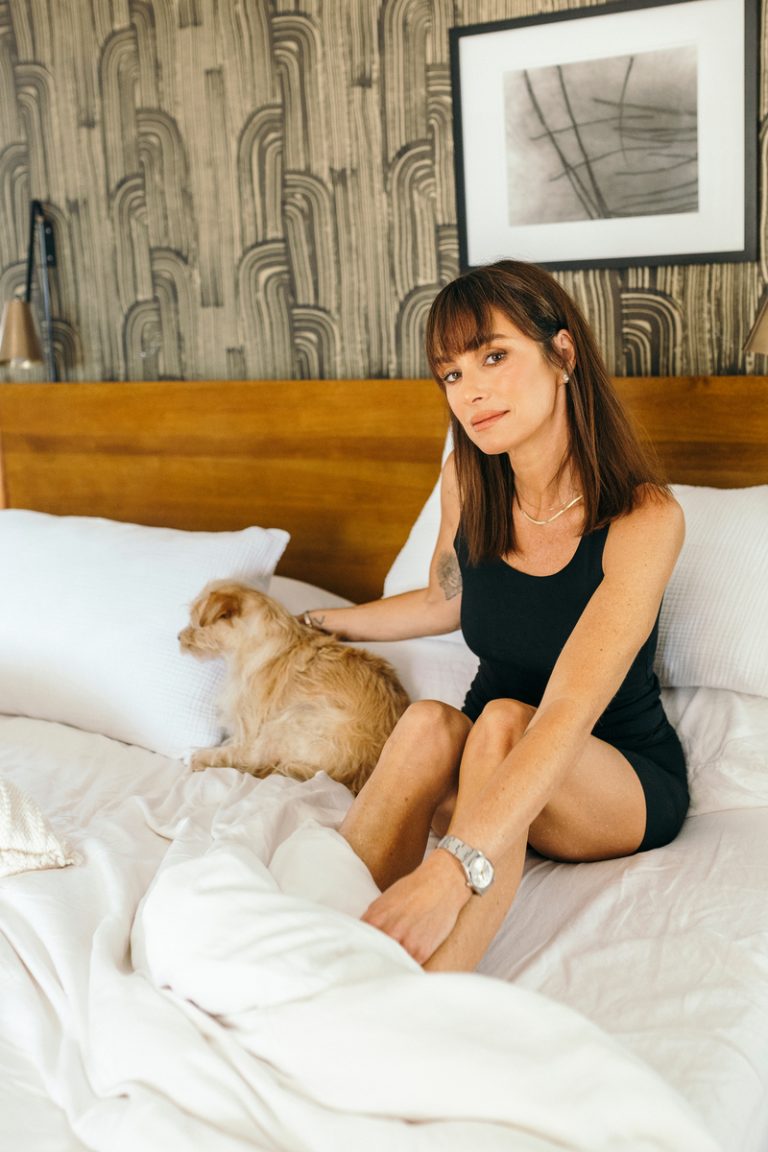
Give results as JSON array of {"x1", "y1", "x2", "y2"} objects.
[
  {"x1": 470, "y1": 698, "x2": 535, "y2": 753},
  {"x1": 396, "y1": 699, "x2": 471, "y2": 747},
  {"x1": 453, "y1": 698, "x2": 536, "y2": 801},
  {"x1": 375, "y1": 700, "x2": 470, "y2": 790}
]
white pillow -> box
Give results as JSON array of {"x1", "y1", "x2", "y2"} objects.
[
  {"x1": 0, "y1": 511, "x2": 289, "y2": 758},
  {"x1": 269, "y1": 575, "x2": 352, "y2": 615},
  {"x1": 382, "y1": 431, "x2": 464, "y2": 643},
  {"x1": 383, "y1": 430, "x2": 452, "y2": 601},
  {"x1": 383, "y1": 478, "x2": 442, "y2": 599},
  {"x1": 657, "y1": 485, "x2": 768, "y2": 696}
]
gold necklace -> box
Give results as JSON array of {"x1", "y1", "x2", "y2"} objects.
[{"x1": 517, "y1": 493, "x2": 583, "y2": 526}]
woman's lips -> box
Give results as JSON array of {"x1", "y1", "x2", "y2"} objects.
[{"x1": 470, "y1": 410, "x2": 507, "y2": 432}]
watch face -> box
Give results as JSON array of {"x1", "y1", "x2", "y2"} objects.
[{"x1": 468, "y1": 854, "x2": 494, "y2": 890}]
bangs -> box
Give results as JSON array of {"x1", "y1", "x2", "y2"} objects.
[
  {"x1": 425, "y1": 285, "x2": 495, "y2": 379},
  {"x1": 425, "y1": 262, "x2": 568, "y2": 384}
]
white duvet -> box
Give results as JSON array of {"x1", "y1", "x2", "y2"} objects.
[{"x1": 0, "y1": 715, "x2": 721, "y2": 1152}]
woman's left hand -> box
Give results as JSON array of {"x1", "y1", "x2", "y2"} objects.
[{"x1": 361, "y1": 850, "x2": 471, "y2": 965}]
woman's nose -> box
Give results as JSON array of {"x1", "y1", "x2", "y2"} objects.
[{"x1": 461, "y1": 369, "x2": 485, "y2": 402}]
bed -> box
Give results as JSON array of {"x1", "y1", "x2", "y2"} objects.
[{"x1": 0, "y1": 375, "x2": 766, "y2": 1152}]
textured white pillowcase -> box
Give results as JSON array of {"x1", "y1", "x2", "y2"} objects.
[
  {"x1": 658, "y1": 484, "x2": 768, "y2": 696},
  {"x1": 383, "y1": 429, "x2": 451, "y2": 602},
  {"x1": 382, "y1": 430, "x2": 465, "y2": 642},
  {"x1": 0, "y1": 511, "x2": 289, "y2": 758},
  {"x1": 382, "y1": 465, "x2": 768, "y2": 697},
  {"x1": 383, "y1": 477, "x2": 442, "y2": 600}
]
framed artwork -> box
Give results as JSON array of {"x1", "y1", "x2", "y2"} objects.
[{"x1": 449, "y1": 0, "x2": 758, "y2": 271}]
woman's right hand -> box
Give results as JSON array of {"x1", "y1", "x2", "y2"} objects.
[
  {"x1": 361, "y1": 850, "x2": 472, "y2": 965},
  {"x1": 300, "y1": 586, "x2": 460, "y2": 642}
]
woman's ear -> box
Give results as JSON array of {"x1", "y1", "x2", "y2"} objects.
[{"x1": 553, "y1": 328, "x2": 575, "y2": 374}]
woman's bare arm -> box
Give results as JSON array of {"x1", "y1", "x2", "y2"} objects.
[{"x1": 303, "y1": 454, "x2": 463, "y2": 641}]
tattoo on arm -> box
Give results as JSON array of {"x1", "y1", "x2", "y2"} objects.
[
  {"x1": 436, "y1": 550, "x2": 462, "y2": 600},
  {"x1": 302, "y1": 611, "x2": 328, "y2": 632}
]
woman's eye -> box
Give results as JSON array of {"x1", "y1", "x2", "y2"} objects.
[
  {"x1": 442, "y1": 370, "x2": 460, "y2": 385},
  {"x1": 485, "y1": 350, "x2": 506, "y2": 365}
]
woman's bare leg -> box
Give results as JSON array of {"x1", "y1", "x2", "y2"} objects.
[
  {"x1": 359, "y1": 699, "x2": 530, "y2": 965},
  {"x1": 425, "y1": 698, "x2": 646, "y2": 972},
  {"x1": 339, "y1": 700, "x2": 471, "y2": 891},
  {"x1": 424, "y1": 699, "x2": 533, "y2": 971}
]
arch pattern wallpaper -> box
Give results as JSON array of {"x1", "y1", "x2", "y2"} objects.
[{"x1": 0, "y1": 0, "x2": 766, "y2": 382}]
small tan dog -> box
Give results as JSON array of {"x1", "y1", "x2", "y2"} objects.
[{"x1": 179, "y1": 580, "x2": 410, "y2": 793}]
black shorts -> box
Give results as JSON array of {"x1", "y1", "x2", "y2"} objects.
[{"x1": 619, "y1": 730, "x2": 689, "y2": 852}]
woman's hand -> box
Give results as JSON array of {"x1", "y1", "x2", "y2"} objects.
[{"x1": 361, "y1": 850, "x2": 472, "y2": 965}]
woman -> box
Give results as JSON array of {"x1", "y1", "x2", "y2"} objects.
[{"x1": 303, "y1": 259, "x2": 688, "y2": 973}]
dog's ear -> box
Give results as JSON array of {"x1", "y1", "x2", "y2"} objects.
[{"x1": 199, "y1": 587, "x2": 244, "y2": 627}]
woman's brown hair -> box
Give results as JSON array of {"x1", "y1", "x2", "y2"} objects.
[{"x1": 425, "y1": 260, "x2": 666, "y2": 565}]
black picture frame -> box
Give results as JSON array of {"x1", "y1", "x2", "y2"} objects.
[{"x1": 449, "y1": 0, "x2": 758, "y2": 271}]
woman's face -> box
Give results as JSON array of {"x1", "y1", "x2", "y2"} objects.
[{"x1": 436, "y1": 308, "x2": 573, "y2": 458}]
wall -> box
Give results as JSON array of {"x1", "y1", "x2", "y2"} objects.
[{"x1": 0, "y1": 0, "x2": 765, "y2": 381}]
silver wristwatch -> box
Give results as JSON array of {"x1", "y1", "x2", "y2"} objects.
[{"x1": 436, "y1": 835, "x2": 495, "y2": 895}]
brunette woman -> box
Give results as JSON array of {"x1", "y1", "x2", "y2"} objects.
[{"x1": 303, "y1": 259, "x2": 687, "y2": 972}]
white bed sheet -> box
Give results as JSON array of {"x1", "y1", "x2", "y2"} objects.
[
  {"x1": 481, "y1": 805, "x2": 768, "y2": 1152},
  {"x1": 0, "y1": 711, "x2": 731, "y2": 1152}
]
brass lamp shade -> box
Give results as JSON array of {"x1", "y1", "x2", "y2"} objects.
[{"x1": 0, "y1": 298, "x2": 44, "y2": 366}]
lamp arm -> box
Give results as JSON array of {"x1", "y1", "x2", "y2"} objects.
[
  {"x1": 23, "y1": 200, "x2": 41, "y2": 303},
  {"x1": 37, "y1": 222, "x2": 56, "y2": 383}
]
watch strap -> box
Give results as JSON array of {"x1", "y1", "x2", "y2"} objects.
[
  {"x1": 438, "y1": 834, "x2": 473, "y2": 868},
  {"x1": 436, "y1": 834, "x2": 494, "y2": 894}
]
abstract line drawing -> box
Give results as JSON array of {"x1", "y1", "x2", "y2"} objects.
[
  {"x1": 451, "y1": 0, "x2": 756, "y2": 273},
  {"x1": 504, "y1": 46, "x2": 698, "y2": 226}
]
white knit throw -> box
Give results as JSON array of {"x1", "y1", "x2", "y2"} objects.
[{"x1": 0, "y1": 778, "x2": 76, "y2": 878}]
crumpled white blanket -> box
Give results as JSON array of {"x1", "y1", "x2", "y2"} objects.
[
  {"x1": 126, "y1": 773, "x2": 721, "y2": 1152},
  {"x1": 0, "y1": 716, "x2": 723, "y2": 1152},
  {"x1": 0, "y1": 776, "x2": 76, "y2": 877}
]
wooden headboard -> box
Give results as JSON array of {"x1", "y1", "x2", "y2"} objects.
[{"x1": 0, "y1": 376, "x2": 766, "y2": 602}]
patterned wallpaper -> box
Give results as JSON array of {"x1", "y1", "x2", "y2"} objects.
[{"x1": 0, "y1": 0, "x2": 766, "y2": 382}]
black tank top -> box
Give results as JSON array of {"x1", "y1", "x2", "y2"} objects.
[{"x1": 456, "y1": 525, "x2": 672, "y2": 750}]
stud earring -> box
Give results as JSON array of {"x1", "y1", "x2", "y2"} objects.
[{"x1": 562, "y1": 373, "x2": 569, "y2": 384}]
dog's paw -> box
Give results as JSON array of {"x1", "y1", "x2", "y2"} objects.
[{"x1": 189, "y1": 750, "x2": 215, "y2": 772}]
